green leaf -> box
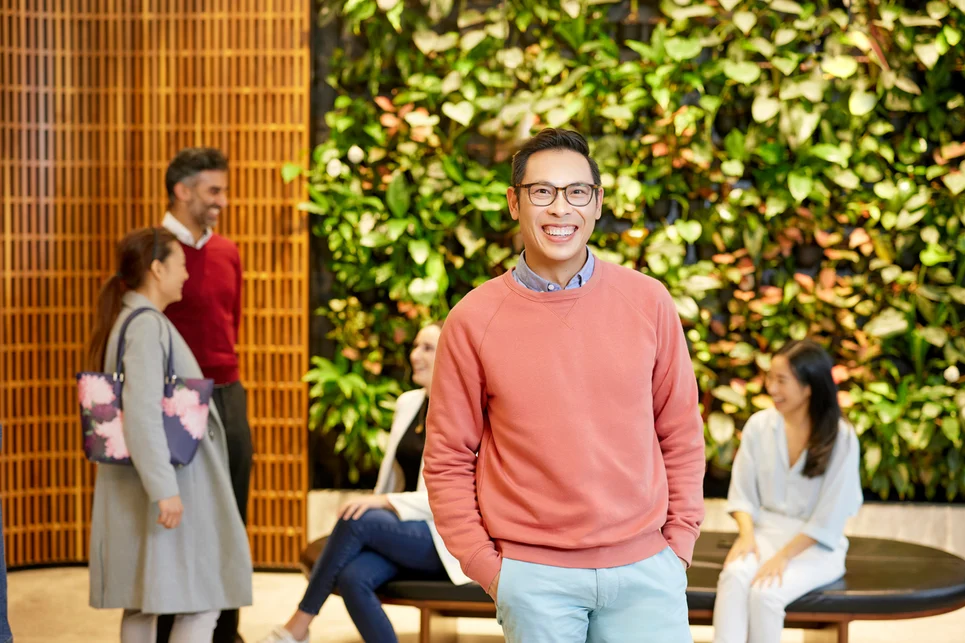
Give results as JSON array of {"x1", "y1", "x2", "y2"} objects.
[
  {"x1": 771, "y1": 56, "x2": 798, "y2": 76},
  {"x1": 408, "y1": 278, "x2": 439, "y2": 305},
  {"x1": 455, "y1": 224, "x2": 486, "y2": 257},
  {"x1": 719, "y1": 0, "x2": 741, "y2": 9},
  {"x1": 896, "y1": 209, "x2": 926, "y2": 230},
  {"x1": 386, "y1": 173, "x2": 410, "y2": 217},
  {"x1": 770, "y1": 0, "x2": 803, "y2": 13},
  {"x1": 665, "y1": 37, "x2": 703, "y2": 61},
  {"x1": 774, "y1": 28, "x2": 797, "y2": 47},
  {"x1": 915, "y1": 42, "x2": 940, "y2": 70},
  {"x1": 921, "y1": 327, "x2": 949, "y2": 347},
  {"x1": 441, "y1": 101, "x2": 475, "y2": 126},
  {"x1": 944, "y1": 25, "x2": 962, "y2": 47},
  {"x1": 810, "y1": 144, "x2": 850, "y2": 167},
  {"x1": 829, "y1": 169, "x2": 860, "y2": 190},
  {"x1": 921, "y1": 244, "x2": 955, "y2": 266},
  {"x1": 849, "y1": 90, "x2": 877, "y2": 116},
  {"x1": 561, "y1": 0, "x2": 581, "y2": 19},
  {"x1": 460, "y1": 30, "x2": 487, "y2": 52},
  {"x1": 281, "y1": 163, "x2": 302, "y2": 183},
  {"x1": 895, "y1": 77, "x2": 922, "y2": 95},
  {"x1": 865, "y1": 308, "x2": 909, "y2": 338},
  {"x1": 722, "y1": 61, "x2": 762, "y2": 85},
  {"x1": 708, "y1": 412, "x2": 736, "y2": 444},
  {"x1": 676, "y1": 220, "x2": 703, "y2": 243},
  {"x1": 874, "y1": 181, "x2": 897, "y2": 200},
  {"x1": 942, "y1": 172, "x2": 965, "y2": 195},
  {"x1": 733, "y1": 11, "x2": 757, "y2": 35},
  {"x1": 821, "y1": 55, "x2": 859, "y2": 79},
  {"x1": 788, "y1": 171, "x2": 813, "y2": 202},
  {"x1": 673, "y1": 295, "x2": 700, "y2": 320},
  {"x1": 601, "y1": 105, "x2": 635, "y2": 121},
  {"x1": 752, "y1": 95, "x2": 781, "y2": 122},
  {"x1": 928, "y1": 1, "x2": 951, "y2": 19},
  {"x1": 712, "y1": 385, "x2": 747, "y2": 408},
  {"x1": 408, "y1": 239, "x2": 430, "y2": 265},
  {"x1": 413, "y1": 30, "x2": 458, "y2": 55},
  {"x1": 722, "y1": 159, "x2": 745, "y2": 176}
]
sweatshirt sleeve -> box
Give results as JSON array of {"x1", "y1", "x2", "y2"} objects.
[
  {"x1": 651, "y1": 286, "x2": 706, "y2": 566},
  {"x1": 422, "y1": 309, "x2": 500, "y2": 589}
]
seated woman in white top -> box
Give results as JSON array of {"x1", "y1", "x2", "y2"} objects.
[
  {"x1": 712, "y1": 339, "x2": 863, "y2": 643},
  {"x1": 261, "y1": 322, "x2": 471, "y2": 643}
]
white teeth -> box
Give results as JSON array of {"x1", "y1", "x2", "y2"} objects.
[{"x1": 544, "y1": 226, "x2": 576, "y2": 237}]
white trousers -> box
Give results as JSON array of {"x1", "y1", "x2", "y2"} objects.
[
  {"x1": 711, "y1": 522, "x2": 845, "y2": 643},
  {"x1": 120, "y1": 609, "x2": 219, "y2": 643}
]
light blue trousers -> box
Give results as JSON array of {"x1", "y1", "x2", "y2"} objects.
[{"x1": 495, "y1": 546, "x2": 692, "y2": 643}]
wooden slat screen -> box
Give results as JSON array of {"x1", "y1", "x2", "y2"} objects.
[{"x1": 0, "y1": 0, "x2": 311, "y2": 569}]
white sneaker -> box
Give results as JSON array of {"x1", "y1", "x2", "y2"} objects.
[{"x1": 257, "y1": 626, "x2": 308, "y2": 643}]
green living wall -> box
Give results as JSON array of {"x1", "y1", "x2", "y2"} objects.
[{"x1": 291, "y1": 0, "x2": 965, "y2": 498}]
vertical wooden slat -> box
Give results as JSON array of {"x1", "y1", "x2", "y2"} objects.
[{"x1": 0, "y1": 0, "x2": 311, "y2": 569}]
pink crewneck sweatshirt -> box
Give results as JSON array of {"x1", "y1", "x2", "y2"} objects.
[{"x1": 423, "y1": 259, "x2": 706, "y2": 591}]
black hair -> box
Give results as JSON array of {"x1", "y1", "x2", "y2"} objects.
[
  {"x1": 165, "y1": 147, "x2": 229, "y2": 201},
  {"x1": 776, "y1": 339, "x2": 842, "y2": 478},
  {"x1": 510, "y1": 128, "x2": 601, "y2": 189}
]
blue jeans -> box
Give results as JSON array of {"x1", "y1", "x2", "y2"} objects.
[
  {"x1": 495, "y1": 547, "x2": 691, "y2": 643},
  {"x1": 299, "y1": 509, "x2": 445, "y2": 642}
]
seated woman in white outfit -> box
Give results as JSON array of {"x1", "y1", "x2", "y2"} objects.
[
  {"x1": 712, "y1": 339, "x2": 863, "y2": 643},
  {"x1": 261, "y1": 321, "x2": 472, "y2": 643}
]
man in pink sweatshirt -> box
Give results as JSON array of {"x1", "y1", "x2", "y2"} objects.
[{"x1": 423, "y1": 128, "x2": 705, "y2": 641}]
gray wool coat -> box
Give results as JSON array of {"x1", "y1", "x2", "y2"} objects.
[{"x1": 88, "y1": 291, "x2": 253, "y2": 614}]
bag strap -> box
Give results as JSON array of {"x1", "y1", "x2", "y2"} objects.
[{"x1": 114, "y1": 307, "x2": 175, "y2": 383}]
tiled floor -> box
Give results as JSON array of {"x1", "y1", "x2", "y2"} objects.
[{"x1": 7, "y1": 567, "x2": 965, "y2": 642}]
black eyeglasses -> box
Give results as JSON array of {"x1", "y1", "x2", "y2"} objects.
[{"x1": 515, "y1": 182, "x2": 601, "y2": 207}]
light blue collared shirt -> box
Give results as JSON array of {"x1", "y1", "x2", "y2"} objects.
[
  {"x1": 726, "y1": 408, "x2": 863, "y2": 552},
  {"x1": 512, "y1": 249, "x2": 595, "y2": 292}
]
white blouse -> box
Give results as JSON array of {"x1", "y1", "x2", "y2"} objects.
[{"x1": 726, "y1": 408, "x2": 863, "y2": 551}]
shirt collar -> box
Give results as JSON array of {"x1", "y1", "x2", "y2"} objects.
[
  {"x1": 162, "y1": 212, "x2": 213, "y2": 249},
  {"x1": 513, "y1": 248, "x2": 595, "y2": 293}
]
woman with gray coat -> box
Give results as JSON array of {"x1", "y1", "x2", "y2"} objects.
[{"x1": 86, "y1": 227, "x2": 252, "y2": 643}]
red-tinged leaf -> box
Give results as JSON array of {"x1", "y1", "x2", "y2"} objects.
[
  {"x1": 381, "y1": 113, "x2": 400, "y2": 128},
  {"x1": 734, "y1": 290, "x2": 755, "y2": 301},
  {"x1": 819, "y1": 268, "x2": 837, "y2": 289},
  {"x1": 794, "y1": 273, "x2": 815, "y2": 291},
  {"x1": 815, "y1": 230, "x2": 842, "y2": 248},
  {"x1": 849, "y1": 228, "x2": 871, "y2": 248},
  {"x1": 817, "y1": 289, "x2": 837, "y2": 304},
  {"x1": 341, "y1": 347, "x2": 361, "y2": 360},
  {"x1": 760, "y1": 286, "x2": 783, "y2": 304},
  {"x1": 838, "y1": 390, "x2": 854, "y2": 409},
  {"x1": 652, "y1": 142, "x2": 670, "y2": 157},
  {"x1": 711, "y1": 320, "x2": 727, "y2": 335},
  {"x1": 784, "y1": 227, "x2": 804, "y2": 243},
  {"x1": 374, "y1": 96, "x2": 396, "y2": 112},
  {"x1": 738, "y1": 257, "x2": 756, "y2": 275},
  {"x1": 731, "y1": 379, "x2": 748, "y2": 396},
  {"x1": 363, "y1": 361, "x2": 383, "y2": 375},
  {"x1": 713, "y1": 253, "x2": 736, "y2": 264},
  {"x1": 393, "y1": 327, "x2": 408, "y2": 344},
  {"x1": 831, "y1": 364, "x2": 850, "y2": 384}
]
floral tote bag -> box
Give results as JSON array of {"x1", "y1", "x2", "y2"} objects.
[{"x1": 76, "y1": 307, "x2": 213, "y2": 466}]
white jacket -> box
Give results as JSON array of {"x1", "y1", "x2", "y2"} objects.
[{"x1": 377, "y1": 389, "x2": 472, "y2": 585}]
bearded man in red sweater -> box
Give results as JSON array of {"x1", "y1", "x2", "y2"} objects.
[
  {"x1": 424, "y1": 129, "x2": 705, "y2": 642},
  {"x1": 156, "y1": 147, "x2": 252, "y2": 643}
]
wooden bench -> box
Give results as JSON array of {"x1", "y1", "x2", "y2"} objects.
[{"x1": 300, "y1": 531, "x2": 965, "y2": 643}]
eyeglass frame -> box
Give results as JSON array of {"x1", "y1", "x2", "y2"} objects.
[{"x1": 514, "y1": 182, "x2": 602, "y2": 207}]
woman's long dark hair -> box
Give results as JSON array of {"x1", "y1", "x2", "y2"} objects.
[
  {"x1": 776, "y1": 339, "x2": 841, "y2": 478},
  {"x1": 87, "y1": 227, "x2": 178, "y2": 370}
]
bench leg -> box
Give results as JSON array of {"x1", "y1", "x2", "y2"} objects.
[
  {"x1": 802, "y1": 622, "x2": 848, "y2": 643},
  {"x1": 419, "y1": 608, "x2": 458, "y2": 643}
]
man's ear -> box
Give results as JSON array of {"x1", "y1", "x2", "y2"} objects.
[
  {"x1": 173, "y1": 181, "x2": 192, "y2": 203},
  {"x1": 507, "y1": 187, "x2": 521, "y2": 222}
]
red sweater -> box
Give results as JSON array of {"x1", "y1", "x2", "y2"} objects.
[
  {"x1": 164, "y1": 234, "x2": 242, "y2": 385},
  {"x1": 423, "y1": 259, "x2": 706, "y2": 590}
]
